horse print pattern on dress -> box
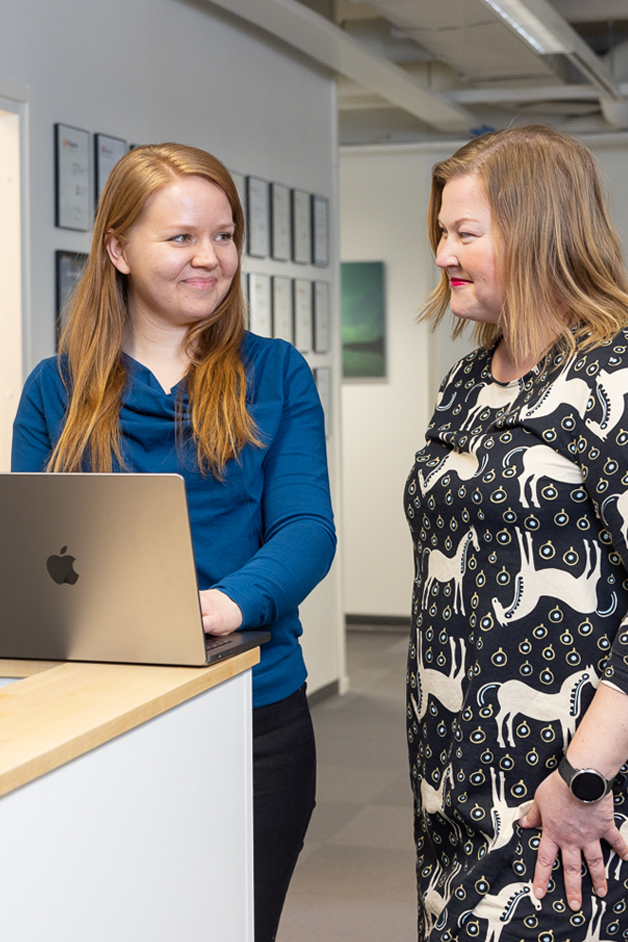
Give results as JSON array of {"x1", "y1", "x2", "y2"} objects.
[{"x1": 405, "y1": 334, "x2": 628, "y2": 941}]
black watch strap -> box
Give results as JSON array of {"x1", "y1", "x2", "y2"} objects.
[{"x1": 558, "y1": 755, "x2": 614, "y2": 803}]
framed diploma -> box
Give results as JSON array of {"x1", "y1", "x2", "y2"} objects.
[
  {"x1": 95, "y1": 134, "x2": 127, "y2": 203},
  {"x1": 314, "y1": 367, "x2": 332, "y2": 438},
  {"x1": 271, "y1": 183, "x2": 291, "y2": 261},
  {"x1": 247, "y1": 176, "x2": 270, "y2": 258},
  {"x1": 294, "y1": 278, "x2": 313, "y2": 353},
  {"x1": 292, "y1": 189, "x2": 311, "y2": 264},
  {"x1": 247, "y1": 273, "x2": 272, "y2": 337},
  {"x1": 312, "y1": 195, "x2": 330, "y2": 267},
  {"x1": 230, "y1": 171, "x2": 246, "y2": 213},
  {"x1": 313, "y1": 281, "x2": 331, "y2": 354},
  {"x1": 272, "y1": 276, "x2": 293, "y2": 344},
  {"x1": 55, "y1": 124, "x2": 91, "y2": 231},
  {"x1": 55, "y1": 250, "x2": 88, "y2": 346}
]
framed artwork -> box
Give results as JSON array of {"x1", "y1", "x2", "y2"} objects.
[
  {"x1": 94, "y1": 134, "x2": 127, "y2": 203},
  {"x1": 294, "y1": 279, "x2": 313, "y2": 353},
  {"x1": 271, "y1": 183, "x2": 291, "y2": 261},
  {"x1": 55, "y1": 124, "x2": 91, "y2": 231},
  {"x1": 247, "y1": 273, "x2": 272, "y2": 337},
  {"x1": 313, "y1": 281, "x2": 331, "y2": 354},
  {"x1": 246, "y1": 176, "x2": 270, "y2": 258},
  {"x1": 314, "y1": 367, "x2": 332, "y2": 438},
  {"x1": 272, "y1": 276, "x2": 293, "y2": 344},
  {"x1": 311, "y1": 195, "x2": 329, "y2": 267},
  {"x1": 55, "y1": 250, "x2": 88, "y2": 346},
  {"x1": 230, "y1": 171, "x2": 246, "y2": 214},
  {"x1": 291, "y1": 189, "x2": 311, "y2": 264},
  {"x1": 341, "y1": 261, "x2": 386, "y2": 379}
]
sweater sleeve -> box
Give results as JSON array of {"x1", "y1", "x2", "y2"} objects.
[
  {"x1": 11, "y1": 359, "x2": 65, "y2": 472},
  {"x1": 211, "y1": 348, "x2": 337, "y2": 627}
]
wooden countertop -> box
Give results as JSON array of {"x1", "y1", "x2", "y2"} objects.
[{"x1": 0, "y1": 649, "x2": 259, "y2": 799}]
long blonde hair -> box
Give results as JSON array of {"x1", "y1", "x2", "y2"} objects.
[
  {"x1": 49, "y1": 143, "x2": 260, "y2": 476},
  {"x1": 421, "y1": 125, "x2": 628, "y2": 363}
]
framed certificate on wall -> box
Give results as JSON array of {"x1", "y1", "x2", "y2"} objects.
[
  {"x1": 292, "y1": 189, "x2": 311, "y2": 264},
  {"x1": 313, "y1": 281, "x2": 331, "y2": 354},
  {"x1": 271, "y1": 183, "x2": 291, "y2": 261},
  {"x1": 294, "y1": 278, "x2": 313, "y2": 353},
  {"x1": 247, "y1": 273, "x2": 272, "y2": 337},
  {"x1": 247, "y1": 176, "x2": 270, "y2": 258},
  {"x1": 55, "y1": 250, "x2": 88, "y2": 346},
  {"x1": 312, "y1": 195, "x2": 329, "y2": 267},
  {"x1": 95, "y1": 134, "x2": 127, "y2": 203},
  {"x1": 272, "y1": 276, "x2": 293, "y2": 344},
  {"x1": 55, "y1": 124, "x2": 91, "y2": 231}
]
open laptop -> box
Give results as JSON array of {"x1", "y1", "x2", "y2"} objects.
[{"x1": 0, "y1": 473, "x2": 269, "y2": 666}]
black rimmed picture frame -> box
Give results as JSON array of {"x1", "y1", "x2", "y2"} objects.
[
  {"x1": 271, "y1": 183, "x2": 291, "y2": 261},
  {"x1": 313, "y1": 281, "x2": 331, "y2": 354},
  {"x1": 292, "y1": 189, "x2": 311, "y2": 264},
  {"x1": 311, "y1": 195, "x2": 330, "y2": 267},
  {"x1": 247, "y1": 176, "x2": 270, "y2": 258},
  {"x1": 294, "y1": 278, "x2": 313, "y2": 353},
  {"x1": 272, "y1": 276, "x2": 293, "y2": 344},
  {"x1": 55, "y1": 124, "x2": 91, "y2": 231},
  {"x1": 94, "y1": 134, "x2": 127, "y2": 204},
  {"x1": 247, "y1": 273, "x2": 272, "y2": 338},
  {"x1": 55, "y1": 250, "x2": 88, "y2": 347}
]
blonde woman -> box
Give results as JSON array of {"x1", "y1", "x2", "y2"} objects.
[
  {"x1": 12, "y1": 143, "x2": 336, "y2": 942},
  {"x1": 406, "y1": 125, "x2": 628, "y2": 941}
]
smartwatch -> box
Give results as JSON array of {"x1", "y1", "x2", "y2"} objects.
[{"x1": 558, "y1": 755, "x2": 615, "y2": 803}]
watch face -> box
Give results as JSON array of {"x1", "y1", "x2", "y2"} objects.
[{"x1": 571, "y1": 770, "x2": 606, "y2": 802}]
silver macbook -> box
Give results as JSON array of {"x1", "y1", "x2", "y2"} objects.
[{"x1": 0, "y1": 473, "x2": 269, "y2": 666}]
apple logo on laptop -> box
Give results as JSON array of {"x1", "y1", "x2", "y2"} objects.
[{"x1": 46, "y1": 546, "x2": 79, "y2": 585}]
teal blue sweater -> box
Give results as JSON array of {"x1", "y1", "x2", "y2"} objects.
[{"x1": 11, "y1": 333, "x2": 336, "y2": 708}]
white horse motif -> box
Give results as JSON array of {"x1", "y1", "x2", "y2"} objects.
[
  {"x1": 605, "y1": 814, "x2": 628, "y2": 882},
  {"x1": 491, "y1": 528, "x2": 613, "y2": 626},
  {"x1": 421, "y1": 763, "x2": 455, "y2": 817},
  {"x1": 486, "y1": 767, "x2": 533, "y2": 850},
  {"x1": 601, "y1": 492, "x2": 628, "y2": 546},
  {"x1": 461, "y1": 381, "x2": 521, "y2": 432},
  {"x1": 423, "y1": 860, "x2": 462, "y2": 929},
  {"x1": 478, "y1": 665, "x2": 596, "y2": 750},
  {"x1": 417, "y1": 439, "x2": 488, "y2": 494},
  {"x1": 420, "y1": 763, "x2": 462, "y2": 847},
  {"x1": 411, "y1": 635, "x2": 467, "y2": 721},
  {"x1": 502, "y1": 443, "x2": 582, "y2": 509},
  {"x1": 459, "y1": 880, "x2": 541, "y2": 942},
  {"x1": 585, "y1": 367, "x2": 628, "y2": 440},
  {"x1": 584, "y1": 897, "x2": 613, "y2": 942},
  {"x1": 519, "y1": 357, "x2": 591, "y2": 421},
  {"x1": 422, "y1": 526, "x2": 479, "y2": 615}
]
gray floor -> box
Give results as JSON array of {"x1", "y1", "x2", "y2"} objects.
[{"x1": 277, "y1": 629, "x2": 417, "y2": 942}]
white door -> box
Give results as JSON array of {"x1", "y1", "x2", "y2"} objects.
[{"x1": 0, "y1": 98, "x2": 24, "y2": 471}]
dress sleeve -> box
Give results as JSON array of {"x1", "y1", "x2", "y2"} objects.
[
  {"x1": 11, "y1": 360, "x2": 66, "y2": 472},
  {"x1": 571, "y1": 360, "x2": 628, "y2": 694},
  {"x1": 211, "y1": 349, "x2": 337, "y2": 627}
]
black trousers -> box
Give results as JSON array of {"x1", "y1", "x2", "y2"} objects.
[{"x1": 252, "y1": 684, "x2": 316, "y2": 942}]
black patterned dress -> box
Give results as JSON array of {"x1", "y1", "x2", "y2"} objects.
[{"x1": 405, "y1": 333, "x2": 628, "y2": 942}]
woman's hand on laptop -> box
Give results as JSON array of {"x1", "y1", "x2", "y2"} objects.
[{"x1": 199, "y1": 589, "x2": 244, "y2": 636}]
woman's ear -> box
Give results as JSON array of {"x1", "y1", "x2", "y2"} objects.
[{"x1": 105, "y1": 229, "x2": 131, "y2": 275}]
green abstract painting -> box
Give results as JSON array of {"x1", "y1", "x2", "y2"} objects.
[{"x1": 341, "y1": 261, "x2": 386, "y2": 379}]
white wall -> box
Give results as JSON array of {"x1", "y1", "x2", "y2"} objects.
[
  {"x1": 0, "y1": 0, "x2": 345, "y2": 695},
  {"x1": 339, "y1": 134, "x2": 628, "y2": 619}
]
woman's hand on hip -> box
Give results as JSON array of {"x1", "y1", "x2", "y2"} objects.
[
  {"x1": 519, "y1": 770, "x2": 628, "y2": 911},
  {"x1": 199, "y1": 588, "x2": 244, "y2": 636}
]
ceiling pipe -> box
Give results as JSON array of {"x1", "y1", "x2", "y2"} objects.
[{"x1": 204, "y1": 0, "x2": 475, "y2": 133}]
